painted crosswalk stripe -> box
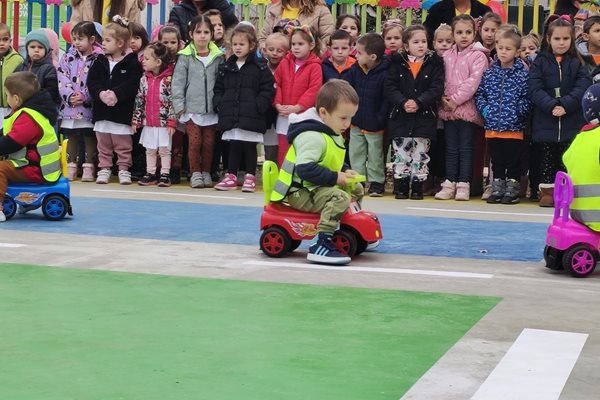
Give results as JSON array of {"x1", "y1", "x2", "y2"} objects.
[
  {"x1": 471, "y1": 328, "x2": 588, "y2": 400},
  {"x1": 0, "y1": 243, "x2": 26, "y2": 248}
]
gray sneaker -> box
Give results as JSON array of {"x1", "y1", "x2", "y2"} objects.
[
  {"x1": 96, "y1": 168, "x2": 111, "y2": 184},
  {"x1": 118, "y1": 170, "x2": 132, "y2": 185},
  {"x1": 201, "y1": 171, "x2": 213, "y2": 188},
  {"x1": 190, "y1": 172, "x2": 204, "y2": 188}
]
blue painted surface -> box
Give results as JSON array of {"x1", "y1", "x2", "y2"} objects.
[{"x1": 2, "y1": 197, "x2": 548, "y2": 262}]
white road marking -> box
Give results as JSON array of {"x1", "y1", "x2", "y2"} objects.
[
  {"x1": 92, "y1": 189, "x2": 245, "y2": 200},
  {"x1": 244, "y1": 260, "x2": 493, "y2": 279},
  {"x1": 406, "y1": 206, "x2": 553, "y2": 218},
  {"x1": 0, "y1": 243, "x2": 26, "y2": 248},
  {"x1": 471, "y1": 328, "x2": 588, "y2": 400}
]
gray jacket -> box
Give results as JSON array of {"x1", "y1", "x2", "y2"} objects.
[{"x1": 172, "y1": 41, "x2": 224, "y2": 116}]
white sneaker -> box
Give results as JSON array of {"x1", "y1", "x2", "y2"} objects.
[
  {"x1": 0, "y1": 210, "x2": 5, "y2": 222},
  {"x1": 190, "y1": 172, "x2": 204, "y2": 188},
  {"x1": 118, "y1": 170, "x2": 132, "y2": 185},
  {"x1": 481, "y1": 184, "x2": 492, "y2": 200},
  {"x1": 96, "y1": 168, "x2": 111, "y2": 184}
]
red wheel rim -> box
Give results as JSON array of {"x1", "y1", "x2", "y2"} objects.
[
  {"x1": 571, "y1": 250, "x2": 595, "y2": 274},
  {"x1": 262, "y1": 231, "x2": 285, "y2": 255},
  {"x1": 331, "y1": 235, "x2": 350, "y2": 255}
]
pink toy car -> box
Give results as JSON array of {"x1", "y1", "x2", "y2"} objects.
[{"x1": 544, "y1": 171, "x2": 599, "y2": 277}]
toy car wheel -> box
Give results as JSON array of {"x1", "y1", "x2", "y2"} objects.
[
  {"x1": 260, "y1": 226, "x2": 291, "y2": 258},
  {"x1": 562, "y1": 245, "x2": 598, "y2": 277},
  {"x1": 42, "y1": 195, "x2": 68, "y2": 221},
  {"x1": 332, "y1": 229, "x2": 357, "y2": 257},
  {"x1": 354, "y1": 237, "x2": 368, "y2": 256},
  {"x1": 543, "y1": 246, "x2": 563, "y2": 270},
  {"x1": 2, "y1": 197, "x2": 17, "y2": 220},
  {"x1": 289, "y1": 240, "x2": 302, "y2": 252}
]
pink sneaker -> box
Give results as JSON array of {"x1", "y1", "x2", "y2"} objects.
[
  {"x1": 241, "y1": 173, "x2": 256, "y2": 193},
  {"x1": 215, "y1": 173, "x2": 238, "y2": 191},
  {"x1": 67, "y1": 162, "x2": 77, "y2": 181}
]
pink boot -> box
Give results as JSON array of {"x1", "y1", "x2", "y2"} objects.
[
  {"x1": 215, "y1": 173, "x2": 238, "y2": 191},
  {"x1": 434, "y1": 180, "x2": 456, "y2": 200},
  {"x1": 241, "y1": 173, "x2": 256, "y2": 192},
  {"x1": 455, "y1": 182, "x2": 470, "y2": 201},
  {"x1": 81, "y1": 163, "x2": 95, "y2": 182},
  {"x1": 67, "y1": 162, "x2": 77, "y2": 181}
]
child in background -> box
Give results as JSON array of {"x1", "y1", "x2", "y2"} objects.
[
  {"x1": 87, "y1": 15, "x2": 143, "y2": 185},
  {"x1": 520, "y1": 31, "x2": 541, "y2": 66},
  {"x1": 529, "y1": 15, "x2": 591, "y2": 207},
  {"x1": 433, "y1": 23, "x2": 453, "y2": 55},
  {"x1": 129, "y1": 21, "x2": 149, "y2": 62},
  {"x1": 579, "y1": 16, "x2": 600, "y2": 81},
  {"x1": 479, "y1": 12, "x2": 502, "y2": 57},
  {"x1": 204, "y1": 9, "x2": 226, "y2": 51},
  {"x1": 0, "y1": 72, "x2": 60, "y2": 222},
  {"x1": 172, "y1": 15, "x2": 225, "y2": 188},
  {"x1": 159, "y1": 25, "x2": 183, "y2": 61},
  {"x1": 382, "y1": 19, "x2": 404, "y2": 56},
  {"x1": 435, "y1": 14, "x2": 489, "y2": 201},
  {"x1": 476, "y1": 29, "x2": 531, "y2": 204},
  {"x1": 213, "y1": 24, "x2": 275, "y2": 192},
  {"x1": 0, "y1": 23, "x2": 23, "y2": 125},
  {"x1": 132, "y1": 42, "x2": 177, "y2": 187},
  {"x1": 58, "y1": 21, "x2": 103, "y2": 182},
  {"x1": 386, "y1": 25, "x2": 444, "y2": 200},
  {"x1": 322, "y1": 30, "x2": 355, "y2": 82},
  {"x1": 15, "y1": 29, "x2": 60, "y2": 105},
  {"x1": 336, "y1": 14, "x2": 360, "y2": 43},
  {"x1": 274, "y1": 24, "x2": 323, "y2": 166},
  {"x1": 346, "y1": 33, "x2": 388, "y2": 197}
]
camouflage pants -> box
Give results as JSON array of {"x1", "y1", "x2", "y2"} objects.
[{"x1": 287, "y1": 184, "x2": 364, "y2": 234}]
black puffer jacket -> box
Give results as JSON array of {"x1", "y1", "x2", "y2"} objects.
[
  {"x1": 168, "y1": 0, "x2": 238, "y2": 41},
  {"x1": 15, "y1": 51, "x2": 60, "y2": 105},
  {"x1": 385, "y1": 51, "x2": 445, "y2": 141},
  {"x1": 213, "y1": 53, "x2": 275, "y2": 134}
]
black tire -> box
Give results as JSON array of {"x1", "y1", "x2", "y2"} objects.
[
  {"x1": 41, "y1": 195, "x2": 68, "y2": 221},
  {"x1": 2, "y1": 197, "x2": 17, "y2": 220},
  {"x1": 289, "y1": 239, "x2": 302, "y2": 252},
  {"x1": 260, "y1": 226, "x2": 291, "y2": 258},
  {"x1": 332, "y1": 229, "x2": 358, "y2": 257},
  {"x1": 562, "y1": 245, "x2": 598, "y2": 278},
  {"x1": 543, "y1": 246, "x2": 563, "y2": 270},
  {"x1": 354, "y1": 237, "x2": 368, "y2": 256}
]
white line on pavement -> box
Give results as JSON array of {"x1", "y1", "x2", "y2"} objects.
[
  {"x1": 406, "y1": 206, "x2": 552, "y2": 218},
  {"x1": 243, "y1": 260, "x2": 493, "y2": 279},
  {"x1": 92, "y1": 189, "x2": 245, "y2": 200},
  {"x1": 0, "y1": 243, "x2": 26, "y2": 248},
  {"x1": 471, "y1": 328, "x2": 588, "y2": 400}
]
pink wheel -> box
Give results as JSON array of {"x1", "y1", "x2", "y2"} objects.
[{"x1": 562, "y1": 245, "x2": 598, "y2": 277}]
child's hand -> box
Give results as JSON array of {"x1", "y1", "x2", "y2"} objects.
[
  {"x1": 552, "y1": 106, "x2": 566, "y2": 117},
  {"x1": 276, "y1": 104, "x2": 290, "y2": 116},
  {"x1": 99, "y1": 91, "x2": 113, "y2": 106},
  {"x1": 404, "y1": 99, "x2": 418, "y2": 113},
  {"x1": 442, "y1": 97, "x2": 457, "y2": 111},
  {"x1": 69, "y1": 93, "x2": 82, "y2": 106},
  {"x1": 106, "y1": 90, "x2": 118, "y2": 106},
  {"x1": 168, "y1": 127, "x2": 176, "y2": 136},
  {"x1": 336, "y1": 171, "x2": 348, "y2": 186},
  {"x1": 131, "y1": 124, "x2": 138, "y2": 133},
  {"x1": 287, "y1": 105, "x2": 303, "y2": 115}
]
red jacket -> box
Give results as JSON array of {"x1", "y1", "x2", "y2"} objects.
[
  {"x1": 274, "y1": 52, "x2": 323, "y2": 111},
  {"x1": 132, "y1": 63, "x2": 177, "y2": 129}
]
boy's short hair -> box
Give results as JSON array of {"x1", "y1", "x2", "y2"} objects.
[
  {"x1": 316, "y1": 79, "x2": 359, "y2": 113},
  {"x1": 356, "y1": 33, "x2": 385, "y2": 61},
  {"x1": 584, "y1": 15, "x2": 600, "y2": 34},
  {"x1": 5, "y1": 71, "x2": 40, "y2": 102},
  {"x1": 329, "y1": 29, "x2": 353, "y2": 46},
  {"x1": 266, "y1": 32, "x2": 290, "y2": 49},
  {"x1": 497, "y1": 29, "x2": 522, "y2": 48}
]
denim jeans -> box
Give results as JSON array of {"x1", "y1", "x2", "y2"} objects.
[{"x1": 444, "y1": 120, "x2": 475, "y2": 182}]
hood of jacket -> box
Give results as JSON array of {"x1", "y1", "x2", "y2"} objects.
[
  {"x1": 287, "y1": 107, "x2": 337, "y2": 144},
  {"x1": 577, "y1": 40, "x2": 589, "y2": 56},
  {"x1": 21, "y1": 89, "x2": 59, "y2": 126},
  {"x1": 68, "y1": 43, "x2": 103, "y2": 59},
  {"x1": 465, "y1": 41, "x2": 490, "y2": 57},
  {"x1": 178, "y1": 41, "x2": 224, "y2": 64}
]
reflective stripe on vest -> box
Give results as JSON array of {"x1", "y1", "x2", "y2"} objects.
[
  {"x1": 270, "y1": 132, "x2": 346, "y2": 202},
  {"x1": 3, "y1": 107, "x2": 61, "y2": 182}
]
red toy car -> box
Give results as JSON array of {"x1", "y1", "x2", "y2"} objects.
[{"x1": 259, "y1": 161, "x2": 383, "y2": 258}]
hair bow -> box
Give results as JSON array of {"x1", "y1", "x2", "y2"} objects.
[
  {"x1": 284, "y1": 23, "x2": 315, "y2": 42},
  {"x1": 559, "y1": 14, "x2": 572, "y2": 22},
  {"x1": 112, "y1": 15, "x2": 129, "y2": 27},
  {"x1": 383, "y1": 18, "x2": 405, "y2": 30}
]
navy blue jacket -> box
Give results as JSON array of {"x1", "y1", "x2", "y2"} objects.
[
  {"x1": 476, "y1": 58, "x2": 531, "y2": 132},
  {"x1": 345, "y1": 58, "x2": 389, "y2": 132},
  {"x1": 322, "y1": 58, "x2": 354, "y2": 83},
  {"x1": 385, "y1": 51, "x2": 444, "y2": 141},
  {"x1": 528, "y1": 52, "x2": 591, "y2": 143}
]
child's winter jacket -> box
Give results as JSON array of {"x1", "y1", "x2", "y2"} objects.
[
  {"x1": 438, "y1": 42, "x2": 489, "y2": 125},
  {"x1": 57, "y1": 44, "x2": 103, "y2": 121},
  {"x1": 213, "y1": 53, "x2": 275, "y2": 134},
  {"x1": 528, "y1": 52, "x2": 591, "y2": 143},
  {"x1": 15, "y1": 50, "x2": 60, "y2": 105},
  {"x1": 385, "y1": 51, "x2": 444, "y2": 140},
  {"x1": 475, "y1": 57, "x2": 531, "y2": 133},
  {"x1": 87, "y1": 52, "x2": 143, "y2": 125},
  {"x1": 172, "y1": 41, "x2": 224, "y2": 116},
  {"x1": 321, "y1": 56, "x2": 355, "y2": 83},
  {"x1": 0, "y1": 48, "x2": 24, "y2": 108},
  {"x1": 345, "y1": 58, "x2": 389, "y2": 132},
  {"x1": 274, "y1": 52, "x2": 322, "y2": 111},
  {"x1": 132, "y1": 63, "x2": 177, "y2": 129}
]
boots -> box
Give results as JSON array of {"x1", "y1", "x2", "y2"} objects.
[
  {"x1": 435, "y1": 180, "x2": 456, "y2": 200},
  {"x1": 455, "y1": 182, "x2": 470, "y2": 201},
  {"x1": 67, "y1": 162, "x2": 77, "y2": 181},
  {"x1": 81, "y1": 163, "x2": 95, "y2": 182},
  {"x1": 502, "y1": 179, "x2": 520, "y2": 204},
  {"x1": 394, "y1": 177, "x2": 410, "y2": 199},
  {"x1": 410, "y1": 177, "x2": 424, "y2": 200},
  {"x1": 422, "y1": 175, "x2": 434, "y2": 196},
  {"x1": 539, "y1": 184, "x2": 554, "y2": 207},
  {"x1": 486, "y1": 179, "x2": 506, "y2": 204}
]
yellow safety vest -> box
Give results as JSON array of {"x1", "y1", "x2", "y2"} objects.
[
  {"x1": 3, "y1": 107, "x2": 61, "y2": 183},
  {"x1": 271, "y1": 132, "x2": 346, "y2": 202},
  {"x1": 563, "y1": 125, "x2": 600, "y2": 231}
]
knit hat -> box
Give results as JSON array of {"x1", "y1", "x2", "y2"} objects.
[
  {"x1": 582, "y1": 83, "x2": 600, "y2": 124},
  {"x1": 25, "y1": 29, "x2": 50, "y2": 53}
]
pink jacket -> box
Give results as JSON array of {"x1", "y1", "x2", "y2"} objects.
[
  {"x1": 132, "y1": 63, "x2": 177, "y2": 129},
  {"x1": 438, "y1": 42, "x2": 489, "y2": 126}
]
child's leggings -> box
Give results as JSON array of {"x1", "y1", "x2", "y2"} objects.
[
  {"x1": 444, "y1": 120, "x2": 475, "y2": 183},
  {"x1": 186, "y1": 121, "x2": 215, "y2": 174},
  {"x1": 540, "y1": 142, "x2": 571, "y2": 184},
  {"x1": 488, "y1": 138, "x2": 522, "y2": 181},
  {"x1": 228, "y1": 140, "x2": 257, "y2": 175},
  {"x1": 63, "y1": 128, "x2": 97, "y2": 164},
  {"x1": 146, "y1": 147, "x2": 171, "y2": 175},
  {"x1": 392, "y1": 137, "x2": 430, "y2": 181},
  {"x1": 96, "y1": 132, "x2": 132, "y2": 171}
]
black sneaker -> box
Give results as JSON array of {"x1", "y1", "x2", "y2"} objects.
[
  {"x1": 369, "y1": 182, "x2": 384, "y2": 197},
  {"x1": 157, "y1": 173, "x2": 171, "y2": 187},
  {"x1": 170, "y1": 169, "x2": 181, "y2": 184},
  {"x1": 138, "y1": 173, "x2": 158, "y2": 186},
  {"x1": 307, "y1": 233, "x2": 351, "y2": 265}
]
